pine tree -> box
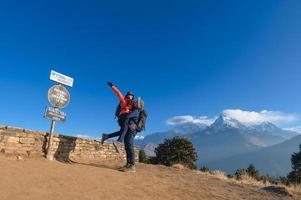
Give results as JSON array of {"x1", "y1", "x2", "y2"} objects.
[{"x1": 288, "y1": 144, "x2": 301, "y2": 184}]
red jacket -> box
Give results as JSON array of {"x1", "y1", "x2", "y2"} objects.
[{"x1": 111, "y1": 86, "x2": 135, "y2": 116}]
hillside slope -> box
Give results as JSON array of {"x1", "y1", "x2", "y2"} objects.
[
  {"x1": 208, "y1": 134, "x2": 301, "y2": 176},
  {"x1": 0, "y1": 156, "x2": 299, "y2": 200}
]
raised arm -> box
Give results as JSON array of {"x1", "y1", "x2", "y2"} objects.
[{"x1": 107, "y1": 82, "x2": 126, "y2": 105}]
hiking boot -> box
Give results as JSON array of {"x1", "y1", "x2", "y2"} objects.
[
  {"x1": 122, "y1": 164, "x2": 136, "y2": 173},
  {"x1": 101, "y1": 134, "x2": 109, "y2": 145},
  {"x1": 118, "y1": 163, "x2": 130, "y2": 171},
  {"x1": 113, "y1": 141, "x2": 122, "y2": 153}
]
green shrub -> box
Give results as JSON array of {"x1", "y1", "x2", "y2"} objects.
[
  {"x1": 260, "y1": 174, "x2": 278, "y2": 185},
  {"x1": 139, "y1": 149, "x2": 148, "y2": 163},
  {"x1": 246, "y1": 164, "x2": 260, "y2": 180},
  {"x1": 154, "y1": 136, "x2": 198, "y2": 169},
  {"x1": 234, "y1": 169, "x2": 246, "y2": 180},
  {"x1": 200, "y1": 166, "x2": 210, "y2": 173},
  {"x1": 227, "y1": 174, "x2": 234, "y2": 179},
  {"x1": 280, "y1": 176, "x2": 289, "y2": 186}
]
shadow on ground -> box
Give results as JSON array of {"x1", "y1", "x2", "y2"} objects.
[{"x1": 69, "y1": 160, "x2": 124, "y2": 171}]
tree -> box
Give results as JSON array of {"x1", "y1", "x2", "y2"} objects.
[
  {"x1": 139, "y1": 149, "x2": 148, "y2": 163},
  {"x1": 288, "y1": 144, "x2": 301, "y2": 184},
  {"x1": 246, "y1": 164, "x2": 260, "y2": 180},
  {"x1": 154, "y1": 136, "x2": 198, "y2": 169}
]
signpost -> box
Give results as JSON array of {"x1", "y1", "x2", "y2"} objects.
[
  {"x1": 45, "y1": 70, "x2": 73, "y2": 161},
  {"x1": 48, "y1": 85, "x2": 70, "y2": 109},
  {"x1": 45, "y1": 107, "x2": 66, "y2": 122}
]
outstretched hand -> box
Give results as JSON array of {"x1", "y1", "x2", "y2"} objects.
[{"x1": 107, "y1": 82, "x2": 114, "y2": 87}]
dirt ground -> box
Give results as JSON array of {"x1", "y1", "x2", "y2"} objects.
[{"x1": 0, "y1": 156, "x2": 300, "y2": 200}]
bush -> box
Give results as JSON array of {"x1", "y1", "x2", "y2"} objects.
[
  {"x1": 260, "y1": 175, "x2": 268, "y2": 184},
  {"x1": 147, "y1": 156, "x2": 158, "y2": 164},
  {"x1": 280, "y1": 176, "x2": 289, "y2": 186},
  {"x1": 200, "y1": 166, "x2": 210, "y2": 173},
  {"x1": 234, "y1": 164, "x2": 260, "y2": 181},
  {"x1": 246, "y1": 164, "x2": 260, "y2": 180},
  {"x1": 260, "y1": 174, "x2": 279, "y2": 185},
  {"x1": 154, "y1": 136, "x2": 198, "y2": 169},
  {"x1": 139, "y1": 149, "x2": 148, "y2": 163},
  {"x1": 227, "y1": 174, "x2": 234, "y2": 179},
  {"x1": 288, "y1": 144, "x2": 301, "y2": 184},
  {"x1": 234, "y1": 169, "x2": 246, "y2": 180},
  {"x1": 211, "y1": 170, "x2": 228, "y2": 180}
]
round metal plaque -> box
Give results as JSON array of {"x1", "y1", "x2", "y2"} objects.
[{"x1": 48, "y1": 85, "x2": 70, "y2": 109}]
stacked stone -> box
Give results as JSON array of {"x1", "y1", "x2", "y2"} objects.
[
  {"x1": 0, "y1": 125, "x2": 139, "y2": 162},
  {"x1": 0, "y1": 126, "x2": 46, "y2": 157},
  {"x1": 69, "y1": 138, "x2": 127, "y2": 162}
]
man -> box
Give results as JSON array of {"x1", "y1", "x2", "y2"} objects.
[
  {"x1": 101, "y1": 82, "x2": 136, "y2": 151},
  {"x1": 101, "y1": 82, "x2": 142, "y2": 172}
]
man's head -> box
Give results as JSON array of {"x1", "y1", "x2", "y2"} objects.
[{"x1": 126, "y1": 91, "x2": 134, "y2": 100}]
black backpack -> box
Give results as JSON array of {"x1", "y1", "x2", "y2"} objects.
[{"x1": 115, "y1": 98, "x2": 147, "y2": 132}]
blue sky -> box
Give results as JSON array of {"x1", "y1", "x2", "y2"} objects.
[{"x1": 0, "y1": 0, "x2": 301, "y2": 137}]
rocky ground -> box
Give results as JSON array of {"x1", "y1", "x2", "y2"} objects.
[{"x1": 0, "y1": 156, "x2": 300, "y2": 200}]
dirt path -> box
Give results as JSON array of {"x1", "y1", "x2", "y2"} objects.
[{"x1": 0, "y1": 156, "x2": 299, "y2": 200}]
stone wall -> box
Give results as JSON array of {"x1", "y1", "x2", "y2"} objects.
[{"x1": 0, "y1": 126, "x2": 139, "y2": 163}]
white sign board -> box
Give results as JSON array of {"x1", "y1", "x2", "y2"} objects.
[{"x1": 50, "y1": 70, "x2": 74, "y2": 87}]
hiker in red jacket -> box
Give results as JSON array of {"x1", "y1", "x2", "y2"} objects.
[
  {"x1": 102, "y1": 82, "x2": 147, "y2": 172},
  {"x1": 101, "y1": 82, "x2": 136, "y2": 149}
]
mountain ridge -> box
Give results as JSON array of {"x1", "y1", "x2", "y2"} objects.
[{"x1": 207, "y1": 134, "x2": 301, "y2": 176}]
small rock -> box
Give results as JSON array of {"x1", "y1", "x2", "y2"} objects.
[
  {"x1": 19, "y1": 137, "x2": 35, "y2": 144},
  {"x1": 261, "y1": 186, "x2": 292, "y2": 197},
  {"x1": 172, "y1": 164, "x2": 186, "y2": 170},
  {"x1": 17, "y1": 156, "x2": 22, "y2": 160}
]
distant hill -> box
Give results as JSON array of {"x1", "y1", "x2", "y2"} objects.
[{"x1": 207, "y1": 134, "x2": 301, "y2": 176}]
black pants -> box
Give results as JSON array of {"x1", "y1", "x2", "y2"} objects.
[
  {"x1": 106, "y1": 114, "x2": 128, "y2": 140},
  {"x1": 106, "y1": 110, "x2": 140, "y2": 143},
  {"x1": 124, "y1": 126, "x2": 137, "y2": 165}
]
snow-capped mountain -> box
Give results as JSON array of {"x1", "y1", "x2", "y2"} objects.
[
  {"x1": 139, "y1": 112, "x2": 299, "y2": 148},
  {"x1": 250, "y1": 122, "x2": 279, "y2": 132},
  {"x1": 212, "y1": 114, "x2": 244, "y2": 128},
  {"x1": 247, "y1": 122, "x2": 299, "y2": 139},
  {"x1": 202, "y1": 114, "x2": 298, "y2": 140},
  {"x1": 204, "y1": 114, "x2": 245, "y2": 134}
]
